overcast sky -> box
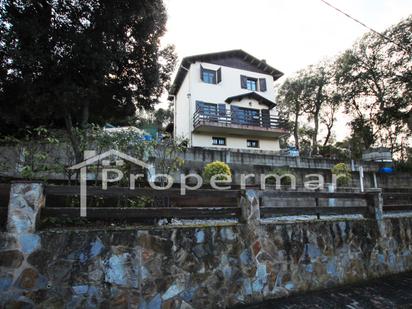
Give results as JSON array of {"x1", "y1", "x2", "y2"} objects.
[{"x1": 160, "y1": 0, "x2": 411, "y2": 140}]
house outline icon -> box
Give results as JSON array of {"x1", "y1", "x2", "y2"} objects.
[
  {"x1": 69, "y1": 149, "x2": 150, "y2": 170},
  {"x1": 68, "y1": 149, "x2": 150, "y2": 217}
]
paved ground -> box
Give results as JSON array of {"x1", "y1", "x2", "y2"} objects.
[{"x1": 235, "y1": 272, "x2": 412, "y2": 309}]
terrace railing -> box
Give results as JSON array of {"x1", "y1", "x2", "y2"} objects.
[{"x1": 193, "y1": 108, "x2": 287, "y2": 130}]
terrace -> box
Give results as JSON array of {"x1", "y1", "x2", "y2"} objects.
[{"x1": 193, "y1": 108, "x2": 288, "y2": 138}]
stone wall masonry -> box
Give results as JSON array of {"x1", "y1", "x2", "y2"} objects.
[
  {"x1": 1, "y1": 183, "x2": 412, "y2": 308},
  {"x1": 1, "y1": 218, "x2": 412, "y2": 308}
]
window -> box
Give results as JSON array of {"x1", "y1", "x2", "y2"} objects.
[
  {"x1": 241, "y1": 75, "x2": 267, "y2": 92},
  {"x1": 247, "y1": 140, "x2": 259, "y2": 148},
  {"x1": 201, "y1": 65, "x2": 222, "y2": 84},
  {"x1": 246, "y1": 78, "x2": 257, "y2": 91},
  {"x1": 212, "y1": 137, "x2": 226, "y2": 146},
  {"x1": 202, "y1": 69, "x2": 216, "y2": 84}
]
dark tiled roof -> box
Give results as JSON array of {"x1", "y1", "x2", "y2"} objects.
[{"x1": 225, "y1": 92, "x2": 276, "y2": 109}]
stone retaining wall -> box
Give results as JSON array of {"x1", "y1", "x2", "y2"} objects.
[
  {"x1": 1, "y1": 220, "x2": 412, "y2": 307},
  {"x1": 1, "y1": 183, "x2": 412, "y2": 308}
]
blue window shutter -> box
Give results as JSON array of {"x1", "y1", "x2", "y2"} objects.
[
  {"x1": 196, "y1": 101, "x2": 204, "y2": 112},
  {"x1": 259, "y1": 78, "x2": 267, "y2": 92},
  {"x1": 261, "y1": 109, "x2": 270, "y2": 127},
  {"x1": 231, "y1": 105, "x2": 240, "y2": 124},
  {"x1": 240, "y1": 75, "x2": 247, "y2": 89},
  {"x1": 217, "y1": 68, "x2": 222, "y2": 83},
  {"x1": 200, "y1": 65, "x2": 204, "y2": 82}
]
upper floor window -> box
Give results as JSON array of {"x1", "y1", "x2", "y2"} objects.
[
  {"x1": 246, "y1": 78, "x2": 257, "y2": 91},
  {"x1": 200, "y1": 65, "x2": 222, "y2": 84},
  {"x1": 202, "y1": 69, "x2": 216, "y2": 84},
  {"x1": 241, "y1": 75, "x2": 267, "y2": 92}
]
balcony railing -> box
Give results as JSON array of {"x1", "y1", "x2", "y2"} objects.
[{"x1": 193, "y1": 109, "x2": 287, "y2": 131}]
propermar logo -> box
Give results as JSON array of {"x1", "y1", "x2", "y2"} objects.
[
  {"x1": 69, "y1": 150, "x2": 152, "y2": 217},
  {"x1": 69, "y1": 150, "x2": 349, "y2": 217}
]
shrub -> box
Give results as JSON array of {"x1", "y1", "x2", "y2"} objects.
[
  {"x1": 203, "y1": 161, "x2": 232, "y2": 182},
  {"x1": 394, "y1": 160, "x2": 412, "y2": 173},
  {"x1": 266, "y1": 167, "x2": 295, "y2": 186},
  {"x1": 331, "y1": 163, "x2": 351, "y2": 186}
]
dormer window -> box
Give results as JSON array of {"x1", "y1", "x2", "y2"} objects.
[{"x1": 200, "y1": 65, "x2": 222, "y2": 84}]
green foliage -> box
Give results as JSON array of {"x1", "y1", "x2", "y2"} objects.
[
  {"x1": 203, "y1": 161, "x2": 232, "y2": 182},
  {"x1": 127, "y1": 196, "x2": 154, "y2": 208},
  {"x1": 277, "y1": 16, "x2": 412, "y2": 159},
  {"x1": 150, "y1": 137, "x2": 187, "y2": 186},
  {"x1": 136, "y1": 106, "x2": 174, "y2": 131},
  {"x1": 334, "y1": 16, "x2": 412, "y2": 157},
  {"x1": 0, "y1": 0, "x2": 177, "y2": 163},
  {"x1": 0, "y1": 127, "x2": 62, "y2": 180},
  {"x1": 277, "y1": 62, "x2": 341, "y2": 155},
  {"x1": 331, "y1": 163, "x2": 352, "y2": 186},
  {"x1": 394, "y1": 160, "x2": 412, "y2": 173},
  {"x1": 318, "y1": 144, "x2": 350, "y2": 161},
  {"x1": 266, "y1": 167, "x2": 295, "y2": 186},
  {"x1": 41, "y1": 216, "x2": 90, "y2": 228}
]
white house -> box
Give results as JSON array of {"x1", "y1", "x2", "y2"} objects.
[{"x1": 168, "y1": 50, "x2": 288, "y2": 152}]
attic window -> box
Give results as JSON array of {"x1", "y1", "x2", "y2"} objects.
[{"x1": 201, "y1": 65, "x2": 222, "y2": 84}]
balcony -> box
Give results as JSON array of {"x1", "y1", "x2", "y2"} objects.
[{"x1": 193, "y1": 109, "x2": 288, "y2": 138}]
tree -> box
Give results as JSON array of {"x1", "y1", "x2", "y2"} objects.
[
  {"x1": 277, "y1": 61, "x2": 340, "y2": 155},
  {"x1": 299, "y1": 63, "x2": 332, "y2": 155},
  {"x1": 334, "y1": 16, "x2": 412, "y2": 157},
  {"x1": 0, "y1": 0, "x2": 176, "y2": 162},
  {"x1": 136, "y1": 105, "x2": 174, "y2": 131},
  {"x1": 276, "y1": 76, "x2": 306, "y2": 149}
]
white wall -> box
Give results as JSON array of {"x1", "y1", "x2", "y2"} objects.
[
  {"x1": 192, "y1": 133, "x2": 280, "y2": 151},
  {"x1": 174, "y1": 69, "x2": 191, "y2": 140},
  {"x1": 189, "y1": 62, "x2": 276, "y2": 106}
]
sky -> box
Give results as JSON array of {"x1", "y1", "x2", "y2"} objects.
[{"x1": 160, "y1": 0, "x2": 411, "y2": 140}]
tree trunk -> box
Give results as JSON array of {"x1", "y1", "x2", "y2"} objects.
[
  {"x1": 312, "y1": 84, "x2": 324, "y2": 155},
  {"x1": 63, "y1": 109, "x2": 82, "y2": 163},
  {"x1": 323, "y1": 124, "x2": 333, "y2": 146},
  {"x1": 312, "y1": 109, "x2": 320, "y2": 155},
  {"x1": 293, "y1": 112, "x2": 300, "y2": 149},
  {"x1": 81, "y1": 101, "x2": 90, "y2": 129}
]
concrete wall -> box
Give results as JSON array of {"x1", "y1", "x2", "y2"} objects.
[
  {"x1": 1, "y1": 144, "x2": 410, "y2": 190},
  {"x1": 1, "y1": 183, "x2": 412, "y2": 308}
]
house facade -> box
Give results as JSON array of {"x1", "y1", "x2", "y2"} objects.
[{"x1": 168, "y1": 50, "x2": 287, "y2": 151}]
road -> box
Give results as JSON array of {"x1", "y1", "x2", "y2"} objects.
[{"x1": 234, "y1": 272, "x2": 412, "y2": 309}]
